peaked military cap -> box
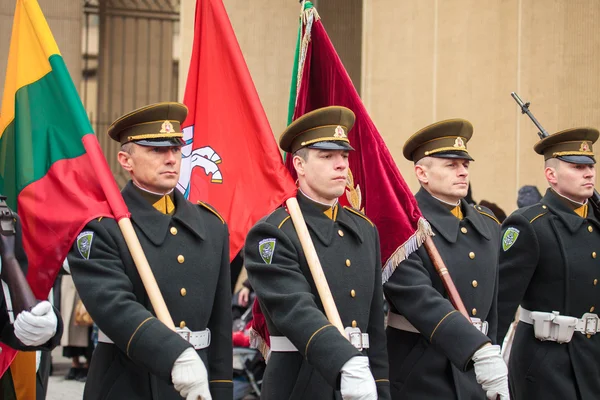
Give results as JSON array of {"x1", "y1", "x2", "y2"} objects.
[
  {"x1": 533, "y1": 127, "x2": 599, "y2": 165},
  {"x1": 279, "y1": 106, "x2": 355, "y2": 153},
  {"x1": 108, "y1": 102, "x2": 187, "y2": 147},
  {"x1": 403, "y1": 118, "x2": 474, "y2": 163}
]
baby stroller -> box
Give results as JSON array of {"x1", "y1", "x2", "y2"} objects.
[{"x1": 232, "y1": 292, "x2": 265, "y2": 400}]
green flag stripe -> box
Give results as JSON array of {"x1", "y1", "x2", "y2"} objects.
[{"x1": 0, "y1": 54, "x2": 90, "y2": 209}]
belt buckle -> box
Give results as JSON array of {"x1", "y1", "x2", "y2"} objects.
[
  {"x1": 345, "y1": 327, "x2": 364, "y2": 351},
  {"x1": 176, "y1": 328, "x2": 191, "y2": 342},
  {"x1": 582, "y1": 313, "x2": 599, "y2": 335},
  {"x1": 470, "y1": 318, "x2": 489, "y2": 336}
]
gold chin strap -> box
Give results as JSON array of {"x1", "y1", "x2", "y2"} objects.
[
  {"x1": 450, "y1": 205, "x2": 464, "y2": 220},
  {"x1": 153, "y1": 195, "x2": 176, "y2": 215},
  {"x1": 574, "y1": 203, "x2": 588, "y2": 219},
  {"x1": 323, "y1": 204, "x2": 338, "y2": 221}
]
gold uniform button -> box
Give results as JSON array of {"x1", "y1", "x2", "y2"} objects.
[
  {"x1": 177, "y1": 255, "x2": 185, "y2": 263},
  {"x1": 589, "y1": 226, "x2": 594, "y2": 233},
  {"x1": 461, "y1": 227, "x2": 468, "y2": 234},
  {"x1": 179, "y1": 321, "x2": 186, "y2": 328},
  {"x1": 352, "y1": 320, "x2": 357, "y2": 328},
  {"x1": 469, "y1": 252, "x2": 475, "y2": 260},
  {"x1": 472, "y1": 280, "x2": 478, "y2": 288},
  {"x1": 346, "y1": 259, "x2": 351, "y2": 267},
  {"x1": 542, "y1": 205, "x2": 547, "y2": 209},
  {"x1": 472, "y1": 308, "x2": 477, "y2": 316},
  {"x1": 180, "y1": 288, "x2": 187, "y2": 297},
  {"x1": 338, "y1": 230, "x2": 344, "y2": 237},
  {"x1": 593, "y1": 252, "x2": 597, "y2": 259},
  {"x1": 587, "y1": 334, "x2": 592, "y2": 339},
  {"x1": 591, "y1": 306, "x2": 596, "y2": 312},
  {"x1": 350, "y1": 289, "x2": 356, "y2": 298},
  {"x1": 170, "y1": 227, "x2": 178, "y2": 235},
  {"x1": 594, "y1": 279, "x2": 598, "y2": 286}
]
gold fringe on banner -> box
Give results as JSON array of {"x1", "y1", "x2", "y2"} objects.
[{"x1": 382, "y1": 217, "x2": 434, "y2": 284}]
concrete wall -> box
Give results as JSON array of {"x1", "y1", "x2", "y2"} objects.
[
  {"x1": 0, "y1": 0, "x2": 82, "y2": 105},
  {"x1": 363, "y1": 0, "x2": 600, "y2": 214}
]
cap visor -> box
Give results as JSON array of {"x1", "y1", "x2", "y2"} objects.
[
  {"x1": 557, "y1": 155, "x2": 596, "y2": 165},
  {"x1": 133, "y1": 138, "x2": 185, "y2": 147},
  {"x1": 432, "y1": 151, "x2": 474, "y2": 161},
  {"x1": 307, "y1": 141, "x2": 355, "y2": 151}
]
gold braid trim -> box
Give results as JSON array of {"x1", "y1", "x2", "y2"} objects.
[
  {"x1": 344, "y1": 206, "x2": 374, "y2": 227},
  {"x1": 430, "y1": 310, "x2": 458, "y2": 342},
  {"x1": 300, "y1": 137, "x2": 351, "y2": 146},
  {"x1": 424, "y1": 146, "x2": 469, "y2": 156},
  {"x1": 127, "y1": 317, "x2": 154, "y2": 357},
  {"x1": 278, "y1": 216, "x2": 292, "y2": 229},
  {"x1": 127, "y1": 132, "x2": 183, "y2": 141},
  {"x1": 305, "y1": 324, "x2": 333, "y2": 357},
  {"x1": 552, "y1": 150, "x2": 595, "y2": 157},
  {"x1": 529, "y1": 212, "x2": 548, "y2": 223}
]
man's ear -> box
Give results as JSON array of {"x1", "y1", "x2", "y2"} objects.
[
  {"x1": 293, "y1": 155, "x2": 305, "y2": 177},
  {"x1": 544, "y1": 166, "x2": 557, "y2": 185},
  {"x1": 118, "y1": 151, "x2": 133, "y2": 172},
  {"x1": 415, "y1": 164, "x2": 428, "y2": 185}
]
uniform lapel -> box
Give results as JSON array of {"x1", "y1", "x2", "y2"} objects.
[
  {"x1": 415, "y1": 188, "x2": 460, "y2": 244},
  {"x1": 297, "y1": 194, "x2": 335, "y2": 246},
  {"x1": 463, "y1": 202, "x2": 492, "y2": 240},
  {"x1": 172, "y1": 190, "x2": 205, "y2": 241},
  {"x1": 544, "y1": 189, "x2": 586, "y2": 234}
]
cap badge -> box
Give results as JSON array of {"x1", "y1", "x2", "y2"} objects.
[
  {"x1": 160, "y1": 120, "x2": 174, "y2": 133},
  {"x1": 453, "y1": 137, "x2": 465, "y2": 149},
  {"x1": 580, "y1": 141, "x2": 591, "y2": 152},
  {"x1": 334, "y1": 125, "x2": 347, "y2": 138}
]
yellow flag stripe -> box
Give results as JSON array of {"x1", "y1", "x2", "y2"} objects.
[{"x1": 0, "y1": 0, "x2": 61, "y2": 137}]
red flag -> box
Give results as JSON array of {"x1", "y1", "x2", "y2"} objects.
[
  {"x1": 0, "y1": 0, "x2": 128, "y2": 375},
  {"x1": 287, "y1": 3, "x2": 431, "y2": 282},
  {"x1": 180, "y1": 0, "x2": 297, "y2": 261}
]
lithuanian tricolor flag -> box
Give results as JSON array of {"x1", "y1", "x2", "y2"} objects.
[{"x1": 0, "y1": 0, "x2": 129, "y2": 376}]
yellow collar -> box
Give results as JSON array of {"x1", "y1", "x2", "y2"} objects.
[
  {"x1": 450, "y1": 205, "x2": 464, "y2": 220},
  {"x1": 152, "y1": 194, "x2": 175, "y2": 215},
  {"x1": 323, "y1": 204, "x2": 339, "y2": 220},
  {"x1": 574, "y1": 203, "x2": 588, "y2": 218}
]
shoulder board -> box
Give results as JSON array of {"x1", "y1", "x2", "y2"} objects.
[
  {"x1": 263, "y1": 207, "x2": 291, "y2": 229},
  {"x1": 473, "y1": 205, "x2": 500, "y2": 224},
  {"x1": 343, "y1": 206, "x2": 374, "y2": 227},
  {"x1": 196, "y1": 201, "x2": 225, "y2": 224},
  {"x1": 520, "y1": 203, "x2": 549, "y2": 224}
]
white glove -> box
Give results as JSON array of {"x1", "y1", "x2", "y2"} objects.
[
  {"x1": 472, "y1": 344, "x2": 510, "y2": 400},
  {"x1": 340, "y1": 356, "x2": 377, "y2": 400},
  {"x1": 13, "y1": 301, "x2": 57, "y2": 346},
  {"x1": 171, "y1": 347, "x2": 212, "y2": 400}
]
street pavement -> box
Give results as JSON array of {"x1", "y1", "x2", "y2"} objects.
[{"x1": 46, "y1": 347, "x2": 85, "y2": 400}]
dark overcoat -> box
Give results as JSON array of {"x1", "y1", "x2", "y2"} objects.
[
  {"x1": 498, "y1": 189, "x2": 600, "y2": 400},
  {"x1": 68, "y1": 182, "x2": 232, "y2": 400},
  {"x1": 384, "y1": 188, "x2": 500, "y2": 399},
  {"x1": 245, "y1": 193, "x2": 391, "y2": 400}
]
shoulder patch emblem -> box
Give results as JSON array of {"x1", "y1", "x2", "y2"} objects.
[
  {"x1": 502, "y1": 227, "x2": 520, "y2": 251},
  {"x1": 77, "y1": 231, "x2": 94, "y2": 259},
  {"x1": 258, "y1": 238, "x2": 276, "y2": 264}
]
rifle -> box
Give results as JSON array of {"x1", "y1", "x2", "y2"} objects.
[
  {"x1": 511, "y1": 92, "x2": 600, "y2": 213},
  {"x1": 0, "y1": 196, "x2": 37, "y2": 316}
]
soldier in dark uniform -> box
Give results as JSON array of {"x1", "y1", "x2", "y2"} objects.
[
  {"x1": 244, "y1": 106, "x2": 390, "y2": 400},
  {"x1": 497, "y1": 128, "x2": 600, "y2": 400},
  {"x1": 384, "y1": 119, "x2": 509, "y2": 400},
  {"x1": 68, "y1": 102, "x2": 232, "y2": 400}
]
